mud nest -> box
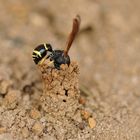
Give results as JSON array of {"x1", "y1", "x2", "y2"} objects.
[{"x1": 0, "y1": 62, "x2": 93, "y2": 140}]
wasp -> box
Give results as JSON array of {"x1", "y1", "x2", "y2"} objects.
[{"x1": 32, "y1": 15, "x2": 81, "y2": 69}]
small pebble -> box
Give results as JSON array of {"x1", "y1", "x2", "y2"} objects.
[
  {"x1": 78, "y1": 122, "x2": 85, "y2": 130},
  {"x1": 60, "y1": 64, "x2": 68, "y2": 70},
  {"x1": 79, "y1": 97, "x2": 86, "y2": 105},
  {"x1": 30, "y1": 109, "x2": 41, "y2": 120},
  {"x1": 81, "y1": 110, "x2": 90, "y2": 120},
  {"x1": 32, "y1": 121, "x2": 44, "y2": 135},
  {"x1": 88, "y1": 117, "x2": 96, "y2": 129}
]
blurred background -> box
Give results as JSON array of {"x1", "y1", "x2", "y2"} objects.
[{"x1": 0, "y1": 0, "x2": 140, "y2": 138}]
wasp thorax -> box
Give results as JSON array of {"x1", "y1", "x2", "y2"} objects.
[{"x1": 50, "y1": 50, "x2": 70, "y2": 70}]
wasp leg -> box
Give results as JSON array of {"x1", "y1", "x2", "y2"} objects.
[
  {"x1": 47, "y1": 60, "x2": 54, "y2": 67},
  {"x1": 38, "y1": 55, "x2": 48, "y2": 65},
  {"x1": 38, "y1": 55, "x2": 54, "y2": 66}
]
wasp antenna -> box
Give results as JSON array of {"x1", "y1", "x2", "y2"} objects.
[{"x1": 63, "y1": 15, "x2": 81, "y2": 56}]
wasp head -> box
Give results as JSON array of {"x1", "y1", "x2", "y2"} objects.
[{"x1": 32, "y1": 43, "x2": 53, "y2": 64}]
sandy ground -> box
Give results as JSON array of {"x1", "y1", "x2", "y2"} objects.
[{"x1": 0, "y1": 0, "x2": 140, "y2": 139}]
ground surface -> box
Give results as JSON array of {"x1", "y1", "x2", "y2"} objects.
[{"x1": 0, "y1": 0, "x2": 140, "y2": 139}]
